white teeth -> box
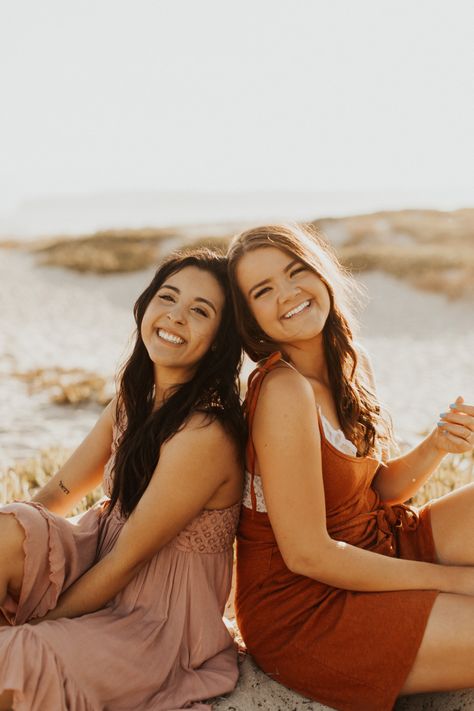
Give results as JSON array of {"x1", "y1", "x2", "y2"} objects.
[
  {"x1": 158, "y1": 329, "x2": 185, "y2": 344},
  {"x1": 284, "y1": 300, "x2": 310, "y2": 319}
]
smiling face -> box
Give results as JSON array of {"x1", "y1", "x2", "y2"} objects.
[
  {"x1": 140, "y1": 265, "x2": 225, "y2": 382},
  {"x1": 236, "y1": 246, "x2": 331, "y2": 349}
]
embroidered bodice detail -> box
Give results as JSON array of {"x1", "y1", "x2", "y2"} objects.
[
  {"x1": 168, "y1": 504, "x2": 240, "y2": 553},
  {"x1": 242, "y1": 415, "x2": 357, "y2": 512},
  {"x1": 102, "y1": 416, "x2": 240, "y2": 549}
]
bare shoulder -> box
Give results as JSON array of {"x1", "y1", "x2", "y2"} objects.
[
  {"x1": 156, "y1": 411, "x2": 242, "y2": 506},
  {"x1": 162, "y1": 411, "x2": 237, "y2": 457},
  {"x1": 261, "y1": 363, "x2": 312, "y2": 396},
  {"x1": 256, "y1": 364, "x2": 316, "y2": 421}
]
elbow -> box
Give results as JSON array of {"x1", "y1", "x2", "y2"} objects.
[
  {"x1": 376, "y1": 483, "x2": 407, "y2": 506},
  {"x1": 283, "y1": 538, "x2": 334, "y2": 578},
  {"x1": 285, "y1": 555, "x2": 312, "y2": 577},
  {"x1": 107, "y1": 550, "x2": 146, "y2": 587}
]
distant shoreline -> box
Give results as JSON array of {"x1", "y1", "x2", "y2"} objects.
[{"x1": 1, "y1": 190, "x2": 472, "y2": 240}]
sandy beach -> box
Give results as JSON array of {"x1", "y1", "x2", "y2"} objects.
[
  {"x1": 1, "y1": 241, "x2": 473, "y2": 710},
  {"x1": 1, "y1": 246, "x2": 472, "y2": 469}
]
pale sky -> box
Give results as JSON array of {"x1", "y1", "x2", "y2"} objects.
[{"x1": 0, "y1": 0, "x2": 473, "y2": 214}]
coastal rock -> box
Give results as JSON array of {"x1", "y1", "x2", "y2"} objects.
[
  {"x1": 213, "y1": 653, "x2": 335, "y2": 710},
  {"x1": 396, "y1": 688, "x2": 474, "y2": 710},
  {"x1": 213, "y1": 653, "x2": 474, "y2": 711}
]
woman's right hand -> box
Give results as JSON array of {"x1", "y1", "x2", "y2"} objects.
[{"x1": 436, "y1": 396, "x2": 474, "y2": 456}]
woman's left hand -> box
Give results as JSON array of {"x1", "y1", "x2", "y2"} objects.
[{"x1": 434, "y1": 396, "x2": 474, "y2": 454}]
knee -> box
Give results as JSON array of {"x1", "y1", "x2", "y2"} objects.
[
  {"x1": 0, "y1": 689, "x2": 14, "y2": 710},
  {"x1": 0, "y1": 514, "x2": 25, "y2": 565}
]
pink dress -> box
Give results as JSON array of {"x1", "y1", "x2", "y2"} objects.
[{"x1": 0, "y1": 427, "x2": 240, "y2": 710}]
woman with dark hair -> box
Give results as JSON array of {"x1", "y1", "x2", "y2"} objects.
[
  {"x1": 0, "y1": 249, "x2": 245, "y2": 710},
  {"x1": 227, "y1": 224, "x2": 474, "y2": 711}
]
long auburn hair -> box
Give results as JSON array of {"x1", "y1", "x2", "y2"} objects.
[
  {"x1": 108, "y1": 248, "x2": 246, "y2": 518},
  {"x1": 227, "y1": 223, "x2": 393, "y2": 457}
]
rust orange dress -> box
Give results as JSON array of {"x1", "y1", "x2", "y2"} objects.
[{"x1": 235, "y1": 352, "x2": 439, "y2": 711}]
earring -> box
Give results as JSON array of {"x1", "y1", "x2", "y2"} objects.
[{"x1": 211, "y1": 343, "x2": 217, "y2": 352}]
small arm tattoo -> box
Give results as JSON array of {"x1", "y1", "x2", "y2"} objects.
[{"x1": 59, "y1": 480, "x2": 70, "y2": 495}]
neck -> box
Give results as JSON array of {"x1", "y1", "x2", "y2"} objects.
[
  {"x1": 153, "y1": 364, "x2": 194, "y2": 408},
  {"x1": 280, "y1": 334, "x2": 330, "y2": 386}
]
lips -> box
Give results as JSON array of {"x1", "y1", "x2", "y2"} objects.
[
  {"x1": 156, "y1": 328, "x2": 186, "y2": 345},
  {"x1": 282, "y1": 300, "x2": 311, "y2": 319}
]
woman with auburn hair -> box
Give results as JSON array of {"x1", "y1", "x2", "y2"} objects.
[
  {"x1": 0, "y1": 249, "x2": 245, "y2": 711},
  {"x1": 227, "y1": 223, "x2": 474, "y2": 711}
]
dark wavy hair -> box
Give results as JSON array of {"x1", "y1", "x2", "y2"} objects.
[
  {"x1": 108, "y1": 248, "x2": 246, "y2": 518},
  {"x1": 227, "y1": 223, "x2": 393, "y2": 458}
]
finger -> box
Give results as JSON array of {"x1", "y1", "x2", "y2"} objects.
[
  {"x1": 439, "y1": 430, "x2": 472, "y2": 450},
  {"x1": 437, "y1": 422, "x2": 473, "y2": 441},
  {"x1": 449, "y1": 399, "x2": 474, "y2": 416},
  {"x1": 439, "y1": 412, "x2": 474, "y2": 429}
]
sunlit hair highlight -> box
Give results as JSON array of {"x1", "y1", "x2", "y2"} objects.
[{"x1": 227, "y1": 223, "x2": 393, "y2": 457}]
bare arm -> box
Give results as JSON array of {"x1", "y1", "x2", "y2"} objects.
[
  {"x1": 373, "y1": 432, "x2": 445, "y2": 504},
  {"x1": 35, "y1": 415, "x2": 240, "y2": 621},
  {"x1": 252, "y1": 369, "x2": 474, "y2": 596},
  {"x1": 355, "y1": 346, "x2": 473, "y2": 504},
  {"x1": 373, "y1": 395, "x2": 474, "y2": 504},
  {"x1": 31, "y1": 399, "x2": 116, "y2": 516}
]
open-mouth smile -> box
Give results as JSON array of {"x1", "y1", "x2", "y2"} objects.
[
  {"x1": 282, "y1": 300, "x2": 311, "y2": 319},
  {"x1": 156, "y1": 328, "x2": 186, "y2": 345}
]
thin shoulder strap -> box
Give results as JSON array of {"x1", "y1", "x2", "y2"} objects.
[{"x1": 244, "y1": 351, "x2": 284, "y2": 513}]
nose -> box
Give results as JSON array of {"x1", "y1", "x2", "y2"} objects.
[
  {"x1": 277, "y1": 280, "x2": 300, "y2": 304},
  {"x1": 166, "y1": 305, "x2": 186, "y2": 325}
]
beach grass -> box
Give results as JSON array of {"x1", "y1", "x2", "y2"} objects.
[
  {"x1": 2, "y1": 445, "x2": 473, "y2": 514},
  {"x1": 20, "y1": 208, "x2": 474, "y2": 299},
  {"x1": 411, "y1": 449, "x2": 474, "y2": 507},
  {"x1": 13, "y1": 367, "x2": 114, "y2": 406},
  {"x1": 338, "y1": 243, "x2": 474, "y2": 299},
  {"x1": 1, "y1": 447, "x2": 104, "y2": 516},
  {"x1": 32, "y1": 227, "x2": 178, "y2": 273},
  {"x1": 315, "y1": 208, "x2": 474, "y2": 299}
]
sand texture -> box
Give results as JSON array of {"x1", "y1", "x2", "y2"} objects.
[
  {"x1": 214, "y1": 654, "x2": 474, "y2": 710},
  {"x1": 1, "y1": 246, "x2": 474, "y2": 710}
]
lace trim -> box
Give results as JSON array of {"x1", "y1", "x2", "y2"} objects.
[
  {"x1": 242, "y1": 416, "x2": 357, "y2": 512},
  {"x1": 319, "y1": 413, "x2": 358, "y2": 456},
  {"x1": 243, "y1": 472, "x2": 267, "y2": 513}
]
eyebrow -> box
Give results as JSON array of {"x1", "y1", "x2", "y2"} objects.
[
  {"x1": 248, "y1": 259, "x2": 300, "y2": 297},
  {"x1": 160, "y1": 284, "x2": 217, "y2": 314}
]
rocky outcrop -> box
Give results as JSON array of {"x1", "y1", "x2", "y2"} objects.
[{"x1": 213, "y1": 653, "x2": 474, "y2": 711}]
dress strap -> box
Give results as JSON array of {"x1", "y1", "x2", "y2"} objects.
[{"x1": 244, "y1": 351, "x2": 284, "y2": 513}]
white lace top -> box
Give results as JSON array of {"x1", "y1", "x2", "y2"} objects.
[{"x1": 242, "y1": 413, "x2": 358, "y2": 512}]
